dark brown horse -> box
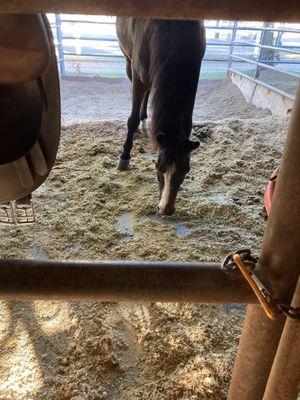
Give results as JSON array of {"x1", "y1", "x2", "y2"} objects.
[{"x1": 116, "y1": 18, "x2": 206, "y2": 215}]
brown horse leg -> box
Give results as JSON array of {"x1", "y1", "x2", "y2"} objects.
[
  {"x1": 118, "y1": 77, "x2": 146, "y2": 170},
  {"x1": 139, "y1": 90, "x2": 150, "y2": 137},
  {"x1": 125, "y1": 56, "x2": 132, "y2": 82}
]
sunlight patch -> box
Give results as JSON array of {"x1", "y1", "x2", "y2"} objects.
[
  {"x1": 34, "y1": 301, "x2": 72, "y2": 334},
  {"x1": 0, "y1": 301, "x2": 11, "y2": 342},
  {"x1": 0, "y1": 321, "x2": 43, "y2": 400}
]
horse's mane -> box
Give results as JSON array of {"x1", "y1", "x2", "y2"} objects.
[{"x1": 149, "y1": 20, "x2": 205, "y2": 142}]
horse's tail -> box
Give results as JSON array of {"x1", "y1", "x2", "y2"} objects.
[{"x1": 150, "y1": 20, "x2": 205, "y2": 140}]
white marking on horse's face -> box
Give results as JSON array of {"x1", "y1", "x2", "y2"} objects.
[{"x1": 158, "y1": 163, "x2": 176, "y2": 214}]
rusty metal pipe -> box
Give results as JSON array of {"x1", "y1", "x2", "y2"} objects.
[
  {"x1": 262, "y1": 278, "x2": 300, "y2": 400},
  {"x1": 228, "y1": 87, "x2": 300, "y2": 400},
  {"x1": 0, "y1": 258, "x2": 257, "y2": 302},
  {"x1": 0, "y1": 1, "x2": 300, "y2": 22},
  {"x1": 228, "y1": 306, "x2": 286, "y2": 400}
]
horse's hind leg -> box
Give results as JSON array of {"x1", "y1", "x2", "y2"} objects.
[
  {"x1": 125, "y1": 56, "x2": 132, "y2": 82},
  {"x1": 139, "y1": 90, "x2": 150, "y2": 137},
  {"x1": 118, "y1": 78, "x2": 146, "y2": 171}
]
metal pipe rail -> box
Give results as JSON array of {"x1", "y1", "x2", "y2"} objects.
[
  {"x1": 232, "y1": 41, "x2": 300, "y2": 55},
  {"x1": 230, "y1": 54, "x2": 300, "y2": 79},
  {"x1": 228, "y1": 87, "x2": 300, "y2": 400},
  {"x1": 61, "y1": 35, "x2": 117, "y2": 42},
  {"x1": 228, "y1": 26, "x2": 300, "y2": 33},
  {"x1": 228, "y1": 22, "x2": 300, "y2": 101},
  {"x1": 57, "y1": 22, "x2": 300, "y2": 34},
  {"x1": 1, "y1": 0, "x2": 300, "y2": 22},
  {"x1": 0, "y1": 258, "x2": 257, "y2": 303},
  {"x1": 262, "y1": 278, "x2": 300, "y2": 400},
  {"x1": 52, "y1": 15, "x2": 300, "y2": 97},
  {"x1": 52, "y1": 20, "x2": 240, "y2": 76},
  {"x1": 61, "y1": 19, "x2": 116, "y2": 25},
  {"x1": 65, "y1": 53, "x2": 124, "y2": 58}
]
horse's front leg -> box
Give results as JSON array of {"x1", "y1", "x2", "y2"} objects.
[
  {"x1": 118, "y1": 78, "x2": 146, "y2": 171},
  {"x1": 139, "y1": 90, "x2": 150, "y2": 137}
]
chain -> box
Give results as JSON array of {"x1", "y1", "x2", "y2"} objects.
[
  {"x1": 222, "y1": 249, "x2": 300, "y2": 321},
  {"x1": 276, "y1": 303, "x2": 300, "y2": 320}
]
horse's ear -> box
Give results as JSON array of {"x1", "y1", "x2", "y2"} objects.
[
  {"x1": 156, "y1": 132, "x2": 166, "y2": 148},
  {"x1": 185, "y1": 139, "x2": 200, "y2": 152}
]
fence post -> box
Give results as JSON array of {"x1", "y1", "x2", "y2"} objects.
[
  {"x1": 262, "y1": 278, "x2": 300, "y2": 400},
  {"x1": 228, "y1": 86, "x2": 300, "y2": 400},
  {"x1": 228, "y1": 20, "x2": 238, "y2": 70},
  {"x1": 55, "y1": 13, "x2": 65, "y2": 76},
  {"x1": 255, "y1": 22, "x2": 269, "y2": 79}
]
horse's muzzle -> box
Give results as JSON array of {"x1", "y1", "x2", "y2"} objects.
[{"x1": 158, "y1": 205, "x2": 175, "y2": 216}]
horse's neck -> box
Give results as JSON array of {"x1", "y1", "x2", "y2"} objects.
[
  {"x1": 152, "y1": 111, "x2": 183, "y2": 139},
  {"x1": 149, "y1": 21, "x2": 201, "y2": 140}
]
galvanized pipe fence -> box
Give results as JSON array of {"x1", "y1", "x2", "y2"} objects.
[
  {"x1": 228, "y1": 22, "x2": 300, "y2": 101},
  {"x1": 51, "y1": 15, "x2": 300, "y2": 100}
]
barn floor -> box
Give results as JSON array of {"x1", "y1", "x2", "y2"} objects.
[{"x1": 0, "y1": 112, "x2": 288, "y2": 399}]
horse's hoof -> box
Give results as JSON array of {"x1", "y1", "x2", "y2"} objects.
[
  {"x1": 117, "y1": 158, "x2": 131, "y2": 171},
  {"x1": 133, "y1": 132, "x2": 139, "y2": 140}
]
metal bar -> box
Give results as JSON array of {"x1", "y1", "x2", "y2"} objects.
[
  {"x1": 260, "y1": 44, "x2": 300, "y2": 55},
  {"x1": 228, "y1": 21, "x2": 238, "y2": 69},
  {"x1": 216, "y1": 26, "x2": 300, "y2": 33},
  {"x1": 62, "y1": 35, "x2": 117, "y2": 42},
  {"x1": 232, "y1": 41, "x2": 300, "y2": 55},
  {"x1": 52, "y1": 21, "x2": 300, "y2": 33},
  {"x1": 232, "y1": 40, "x2": 264, "y2": 47},
  {"x1": 228, "y1": 87, "x2": 300, "y2": 400},
  {"x1": 262, "y1": 278, "x2": 300, "y2": 400},
  {"x1": 255, "y1": 22, "x2": 268, "y2": 79},
  {"x1": 0, "y1": 259, "x2": 257, "y2": 303},
  {"x1": 62, "y1": 36, "x2": 234, "y2": 47},
  {"x1": 60, "y1": 19, "x2": 116, "y2": 25},
  {"x1": 231, "y1": 54, "x2": 300, "y2": 79},
  {"x1": 1, "y1": 0, "x2": 300, "y2": 22},
  {"x1": 260, "y1": 60, "x2": 300, "y2": 64},
  {"x1": 58, "y1": 22, "x2": 300, "y2": 33},
  {"x1": 235, "y1": 27, "x2": 300, "y2": 33},
  {"x1": 64, "y1": 53, "x2": 229, "y2": 62},
  {"x1": 228, "y1": 69, "x2": 296, "y2": 100},
  {"x1": 65, "y1": 52, "x2": 124, "y2": 58},
  {"x1": 55, "y1": 13, "x2": 65, "y2": 76},
  {"x1": 228, "y1": 306, "x2": 286, "y2": 400}
]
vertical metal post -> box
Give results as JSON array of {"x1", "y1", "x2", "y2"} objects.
[
  {"x1": 255, "y1": 22, "x2": 268, "y2": 79},
  {"x1": 228, "y1": 86, "x2": 300, "y2": 400},
  {"x1": 262, "y1": 278, "x2": 300, "y2": 400},
  {"x1": 55, "y1": 13, "x2": 65, "y2": 76},
  {"x1": 228, "y1": 21, "x2": 238, "y2": 69},
  {"x1": 228, "y1": 307, "x2": 286, "y2": 400}
]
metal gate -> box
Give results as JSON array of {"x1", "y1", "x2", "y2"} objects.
[{"x1": 51, "y1": 15, "x2": 300, "y2": 101}]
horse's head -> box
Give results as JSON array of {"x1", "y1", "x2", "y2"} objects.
[{"x1": 155, "y1": 133, "x2": 199, "y2": 215}]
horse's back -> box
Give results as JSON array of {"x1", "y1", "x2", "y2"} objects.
[
  {"x1": 116, "y1": 18, "x2": 205, "y2": 60},
  {"x1": 116, "y1": 18, "x2": 149, "y2": 58},
  {"x1": 116, "y1": 18, "x2": 205, "y2": 86}
]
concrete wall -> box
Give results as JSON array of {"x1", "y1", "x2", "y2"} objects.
[{"x1": 229, "y1": 71, "x2": 294, "y2": 116}]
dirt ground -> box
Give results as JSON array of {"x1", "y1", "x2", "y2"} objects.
[
  {"x1": 0, "y1": 106, "x2": 288, "y2": 398},
  {"x1": 60, "y1": 78, "x2": 270, "y2": 124}
]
